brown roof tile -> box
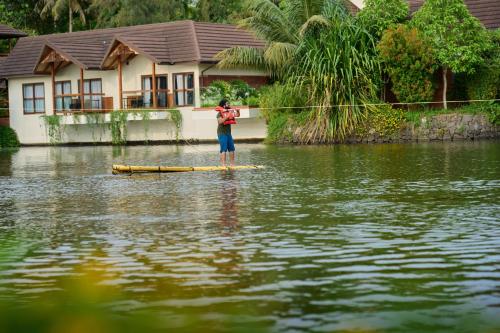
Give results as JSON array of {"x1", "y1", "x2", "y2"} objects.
[
  {"x1": 0, "y1": 24, "x2": 28, "y2": 39},
  {"x1": 0, "y1": 20, "x2": 264, "y2": 78}
]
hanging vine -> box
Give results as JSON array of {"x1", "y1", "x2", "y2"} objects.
[
  {"x1": 166, "y1": 109, "x2": 182, "y2": 142},
  {"x1": 41, "y1": 115, "x2": 64, "y2": 144},
  {"x1": 109, "y1": 111, "x2": 128, "y2": 145},
  {"x1": 84, "y1": 113, "x2": 105, "y2": 143},
  {"x1": 132, "y1": 109, "x2": 152, "y2": 142}
]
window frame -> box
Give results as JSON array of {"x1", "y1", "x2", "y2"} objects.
[
  {"x1": 22, "y1": 83, "x2": 45, "y2": 115},
  {"x1": 77, "y1": 78, "x2": 103, "y2": 111},
  {"x1": 141, "y1": 74, "x2": 169, "y2": 108},
  {"x1": 54, "y1": 80, "x2": 73, "y2": 113},
  {"x1": 173, "y1": 72, "x2": 195, "y2": 107}
]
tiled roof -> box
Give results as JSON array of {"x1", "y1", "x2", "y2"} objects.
[
  {"x1": 0, "y1": 24, "x2": 28, "y2": 39},
  {"x1": 0, "y1": 20, "x2": 264, "y2": 78}
]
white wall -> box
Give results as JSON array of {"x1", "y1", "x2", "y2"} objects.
[
  {"x1": 8, "y1": 56, "x2": 267, "y2": 145},
  {"x1": 350, "y1": 0, "x2": 364, "y2": 9}
]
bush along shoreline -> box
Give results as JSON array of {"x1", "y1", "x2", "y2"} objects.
[
  {"x1": 265, "y1": 103, "x2": 500, "y2": 144},
  {"x1": 0, "y1": 126, "x2": 20, "y2": 148}
]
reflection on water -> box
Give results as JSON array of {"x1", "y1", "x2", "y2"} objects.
[{"x1": 0, "y1": 142, "x2": 499, "y2": 332}]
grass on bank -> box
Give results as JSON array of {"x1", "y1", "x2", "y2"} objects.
[
  {"x1": 404, "y1": 102, "x2": 500, "y2": 126},
  {"x1": 263, "y1": 102, "x2": 499, "y2": 143}
]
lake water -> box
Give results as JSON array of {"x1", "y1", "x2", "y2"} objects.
[{"x1": 0, "y1": 141, "x2": 499, "y2": 333}]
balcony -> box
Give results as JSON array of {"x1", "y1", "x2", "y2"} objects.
[{"x1": 121, "y1": 90, "x2": 172, "y2": 110}]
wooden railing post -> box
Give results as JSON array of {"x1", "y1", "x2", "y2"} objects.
[
  {"x1": 118, "y1": 59, "x2": 123, "y2": 110},
  {"x1": 51, "y1": 62, "x2": 56, "y2": 115},
  {"x1": 80, "y1": 68, "x2": 84, "y2": 112},
  {"x1": 152, "y1": 62, "x2": 157, "y2": 109}
]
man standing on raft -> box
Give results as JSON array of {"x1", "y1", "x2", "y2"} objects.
[{"x1": 216, "y1": 99, "x2": 240, "y2": 167}]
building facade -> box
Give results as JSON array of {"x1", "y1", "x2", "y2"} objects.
[{"x1": 0, "y1": 21, "x2": 268, "y2": 144}]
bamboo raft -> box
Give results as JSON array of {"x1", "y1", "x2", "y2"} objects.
[{"x1": 112, "y1": 164, "x2": 264, "y2": 174}]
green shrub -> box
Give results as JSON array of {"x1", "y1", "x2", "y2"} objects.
[
  {"x1": 258, "y1": 83, "x2": 308, "y2": 143},
  {"x1": 0, "y1": 126, "x2": 20, "y2": 148},
  {"x1": 378, "y1": 25, "x2": 438, "y2": 103},
  {"x1": 201, "y1": 80, "x2": 257, "y2": 106},
  {"x1": 357, "y1": 0, "x2": 409, "y2": 40},
  {"x1": 466, "y1": 29, "x2": 500, "y2": 101},
  {"x1": 357, "y1": 104, "x2": 405, "y2": 137}
]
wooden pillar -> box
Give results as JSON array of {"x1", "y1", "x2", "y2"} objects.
[
  {"x1": 80, "y1": 68, "x2": 84, "y2": 112},
  {"x1": 118, "y1": 58, "x2": 123, "y2": 110},
  {"x1": 152, "y1": 62, "x2": 157, "y2": 109},
  {"x1": 51, "y1": 62, "x2": 56, "y2": 115}
]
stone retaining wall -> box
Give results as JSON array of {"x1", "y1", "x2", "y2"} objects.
[{"x1": 348, "y1": 113, "x2": 499, "y2": 144}]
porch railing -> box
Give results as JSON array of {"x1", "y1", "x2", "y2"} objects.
[
  {"x1": 54, "y1": 93, "x2": 108, "y2": 113},
  {"x1": 122, "y1": 90, "x2": 171, "y2": 110}
]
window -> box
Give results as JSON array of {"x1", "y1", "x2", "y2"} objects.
[
  {"x1": 55, "y1": 81, "x2": 72, "y2": 112},
  {"x1": 78, "y1": 78, "x2": 102, "y2": 110},
  {"x1": 142, "y1": 75, "x2": 168, "y2": 108},
  {"x1": 23, "y1": 83, "x2": 45, "y2": 114},
  {"x1": 174, "y1": 73, "x2": 194, "y2": 106}
]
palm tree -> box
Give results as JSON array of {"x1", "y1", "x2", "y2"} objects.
[
  {"x1": 218, "y1": 0, "x2": 381, "y2": 143},
  {"x1": 215, "y1": 0, "x2": 331, "y2": 79},
  {"x1": 38, "y1": 0, "x2": 87, "y2": 33}
]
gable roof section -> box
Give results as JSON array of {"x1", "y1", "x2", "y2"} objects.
[
  {"x1": 0, "y1": 20, "x2": 264, "y2": 79},
  {"x1": 0, "y1": 24, "x2": 28, "y2": 39}
]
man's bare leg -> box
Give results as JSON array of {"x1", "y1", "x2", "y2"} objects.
[
  {"x1": 229, "y1": 151, "x2": 235, "y2": 167},
  {"x1": 220, "y1": 152, "x2": 226, "y2": 167}
]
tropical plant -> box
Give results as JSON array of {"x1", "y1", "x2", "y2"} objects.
[
  {"x1": 378, "y1": 24, "x2": 438, "y2": 103},
  {"x1": 285, "y1": 2, "x2": 380, "y2": 143},
  {"x1": 37, "y1": 0, "x2": 88, "y2": 32},
  {"x1": 357, "y1": 0, "x2": 409, "y2": 40},
  {"x1": 215, "y1": 0, "x2": 335, "y2": 78},
  {"x1": 411, "y1": 0, "x2": 492, "y2": 109}
]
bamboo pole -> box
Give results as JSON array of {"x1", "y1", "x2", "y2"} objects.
[{"x1": 112, "y1": 164, "x2": 264, "y2": 174}]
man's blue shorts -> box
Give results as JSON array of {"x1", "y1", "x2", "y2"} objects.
[{"x1": 218, "y1": 134, "x2": 235, "y2": 153}]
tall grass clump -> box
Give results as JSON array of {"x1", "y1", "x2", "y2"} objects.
[{"x1": 284, "y1": 2, "x2": 380, "y2": 143}]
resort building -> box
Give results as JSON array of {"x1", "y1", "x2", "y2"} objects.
[{"x1": 0, "y1": 21, "x2": 268, "y2": 144}]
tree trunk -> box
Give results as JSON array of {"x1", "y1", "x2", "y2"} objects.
[
  {"x1": 69, "y1": 5, "x2": 72, "y2": 33},
  {"x1": 442, "y1": 67, "x2": 448, "y2": 109}
]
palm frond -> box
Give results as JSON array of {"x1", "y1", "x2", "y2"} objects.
[
  {"x1": 240, "y1": 0, "x2": 298, "y2": 44},
  {"x1": 263, "y1": 42, "x2": 297, "y2": 75},
  {"x1": 215, "y1": 46, "x2": 267, "y2": 71},
  {"x1": 299, "y1": 14, "x2": 331, "y2": 37}
]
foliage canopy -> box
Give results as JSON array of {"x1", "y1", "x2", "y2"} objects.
[
  {"x1": 378, "y1": 25, "x2": 437, "y2": 103},
  {"x1": 357, "y1": 0, "x2": 409, "y2": 40}
]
